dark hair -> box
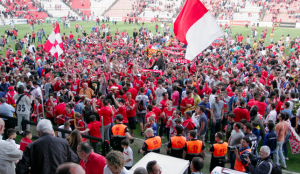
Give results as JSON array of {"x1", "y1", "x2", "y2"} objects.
[
  {"x1": 191, "y1": 157, "x2": 204, "y2": 172},
  {"x1": 146, "y1": 160, "x2": 157, "y2": 173},
  {"x1": 268, "y1": 121, "x2": 275, "y2": 131},
  {"x1": 175, "y1": 118, "x2": 182, "y2": 124},
  {"x1": 116, "y1": 114, "x2": 123, "y2": 121},
  {"x1": 162, "y1": 92, "x2": 168, "y2": 97},
  {"x1": 78, "y1": 142, "x2": 92, "y2": 154},
  {"x1": 151, "y1": 99, "x2": 156, "y2": 105},
  {"x1": 270, "y1": 103, "x2": 276, "y2": 110},
  {"x1": 242, "y1": 137, "x2": 251, "y2": 144},
  {"x1": 175, "y1": 125, "x2": 183, "y2": 135},
  {"x1": 199, "y1": 105, "x2": 205, "y2": 112},
  {"x1": 216, "y1": 132, "x2": 223, "y2": 140},
  {"x1": 140, "y1": 87, "x2": 145, "y2": 93},
  {"x1": 7, "y1": 128, "x2": 17, "y2": 137},
  {"x1": 121, "y1": 139, "x2": 129, "y2": 146},
  {"x1": 17, "y1": 85, "x2": 25, "y2": 94},
  {"x1": 23, "y1": 130, "x2": 32, "y2": 137},
  {"x1": 185, "y1": 110, "x2": 192, "y2": 117},
  {"x1": 244, "y1": 122, "x2": 253, "y2": 131},
  {"x1": 284, "y1": 102, "x2": 290, "y2": 108},
  {"x1": 147, "y1": 104, "x2": 153, "y2": 111},
  {"x1": 90, "y1": 115, "x2": 96, "y2": 122},
  {"x1": 240, "y1": 119, "x2": 247, "y2": 124},
  {"x1": 228, "y1": 112, "x2": 235, "y2": 118},
  {"x1": 186, "y1": 90, "x2": 192, "y2": 95},
  {"x1": 189, "y1": 130, "x2": 197, "y2": 138},
  {"x1": 59, "y1": 96, "x2": 64, "y2": 103},
  {"x1": 235, "y1": 122, "x2": 241, "y2": 129}
]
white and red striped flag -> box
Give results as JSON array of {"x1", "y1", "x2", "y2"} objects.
[
  {"x1": 174, "y1": 0, "x2": 223, "y2": 61},
  {"x1": 44, "y1": 22, "x2": 64, "y2": 58}
]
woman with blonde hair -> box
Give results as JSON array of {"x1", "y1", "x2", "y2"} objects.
[
  {"x1": 104, "y1": 151, "x2": 129, "y2": 174},
  {"x1": 69, "y1": 129, "x2": 82, "y2": 163}
]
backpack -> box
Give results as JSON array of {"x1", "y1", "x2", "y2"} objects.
[
  {"x1": 268, "y1": 162, "x2": 282, "y2": 174},
  {"x1": 78, "y1": 119, "x2": 88, "y2": 129},
  {"x1": 137, "y1": 95, "x2": 145, "y2": 112},
  {"x1": 291, "y1": 100, "x2": 300, "y2": 116}
]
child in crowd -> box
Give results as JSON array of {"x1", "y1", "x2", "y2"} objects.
[
  {"x1": 6, "y1": 128, "x2": 18, "y2": 149},
  {"x1": 168, "y1": 110, "x2": 183, "y2": 135},
  {"x1": 144, "y1": 116, "x2": 158, "y2": 139},
  {"x1": 121, "y1": 139, "x2": 133, "y2": 170},
  {"x1": 20, "y1": 130, "x2": 33, "y2": 152},
  {"x1": 171, "y1": 118, "x2": 183, "y2": 137},
  {"x1": 182, "y1": 111, "x2": 196, "y2": 140}
]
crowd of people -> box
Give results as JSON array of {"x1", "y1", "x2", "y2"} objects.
[{"x1": 0, "y1": 14, "x2": 300, "y2": 174}]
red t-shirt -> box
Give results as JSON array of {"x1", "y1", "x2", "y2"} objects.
[
  {"x1": 125, "y1": 99, "x2": 136, "y2": 118},
  {"x1": 159, "y1": 99, "x2": 169, "y2": 112},
  {"x1": 20, "y1": 137, "x2": 32, "y2": 152},
  {"x1": 79, "y1": 152, "x2": 106, "y2": 174},
  {"x1": 116, "y1": 105, "x2": 128, "y2": 123},
  {"x1": 97, "y1": 106, "x2": 113, "y2": 126},
  {"x1": 152, "y1": 106, "x2": 161, "y2": 123},
  {"x1": 180, "y1": 97, "x2": 195, "y2": 114},
  {"x1": 69, "y1": 33, "x2": 74, "y2": 40},
  {"x1": 87, "y1": 121, "x2": 102, "y2": 142},
  {"x1": 46, "y1": 100, "x2": 57, "y2": 118},
  {"x1": 54, "y1": 103, "x2": 66, "y2": 125},
  {"x1": 62, "y1": 109, "x2": 75, "y2": 125},
  {"x1": 163, "y1": 107, "x2": 176, "y2": 123},
  {"x1": 32, "y1": 33, "x2": 36, "y2": 37},
  {"x1": 276, "y1": 101, "x2": 284, "y2": 114},
  {"x1": 133, "y1": 79, "x2": 144, "y2": 91}
]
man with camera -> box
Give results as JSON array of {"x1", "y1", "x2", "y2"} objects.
[
  {"x1": 234, "y1": 137, "x2": 251, "y2": 172},
  {"x1": 245, "y1": 146, "x2": 273, "y2": 174}
]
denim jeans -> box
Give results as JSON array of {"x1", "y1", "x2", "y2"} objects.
[
  {"x1": 274, "y1": 141, "x2": 286, "y2": 166},
  {"x1": 229, "y1": 150, "x2": 236, "y2": 169},
  {"x1": 91, "y1": 142, "x2": 99, "y2": 153},
  {"x1": 210, "y1": 119, "x2": 221, "y2": 144},
  {"x1": 283, "y1": 133, "x2": 291, "y2": 158}
]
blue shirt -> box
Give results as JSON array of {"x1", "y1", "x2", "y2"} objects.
[
  {"x1": 75, "y1": 101, "x2": 85, "y2": 115},
  {"x1": 151, "y1": 123, "x2": 158, "y2": 136},
  {"x1": 263, "y1": 131, "x2": 277, "y2": 154},
  {"x1": 198, "y1": 101, "x2": 210, "y2": 118},
  {"x1": 0, "y1": 103, "x2": 15, "y2": 119},
  {"x1": 0, "y1": 82, "x2": 10, "y2": 95},
  {"x1": 282, "y1": 109, "x2": 292, "y2": 118},
  {"x1": 252, "y1": 128, "x2": 260, "y2": 141}
]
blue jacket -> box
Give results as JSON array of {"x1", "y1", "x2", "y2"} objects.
[{"x1": 262, "y1": 131, "x2": 277, "y2": 154}]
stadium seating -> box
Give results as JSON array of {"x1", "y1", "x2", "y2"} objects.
[
  {"x1": 70, "y1": 0, "x2": 91, "y2": 16},
  {"x1": 37, "y1": 0, "x2": 79, "y2": 18},
  {"x1": 5, "y1": 0, "x2": 48, "y2": 19},
  {"x1": 104, "y1": 0, "x2": 135, "y2": 17}
]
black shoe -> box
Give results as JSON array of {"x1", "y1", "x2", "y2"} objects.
[{"x1": 140, "y1": 132, "x2": 144, "y2": 136}]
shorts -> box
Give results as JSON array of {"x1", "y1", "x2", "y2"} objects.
[
  {"x1": 128, "y1": 116, "x2": 136, "y2": 129},
  {"x1": 136, "y1": 113, "x2": 146, "y2": 123},
  {"x1": 0, "y1": 43, "x2": 3, "y2": 47}
]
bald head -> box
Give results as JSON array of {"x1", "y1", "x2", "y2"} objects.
[
  {"x1": 145, "y1": 128, "x2": 154, "y2": 137},
  {"x1": 83, "y1": 83, "x2": 88, "y2": 89},
  {"x1": 0, "y1": 118, "x2": 4, "y2": 135},
  {"x1": 55, "y1": 162, "x2": 85, "y2": 174}
]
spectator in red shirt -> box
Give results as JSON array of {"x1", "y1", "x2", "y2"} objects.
[
  {"x1": 81, "y1": 115, "x2": 102, "y2": 153},
  {"x1": 93, "y1": 99, "x2": 114, "y2": 141},
  {"x1": 54, "y1": 97, "x2": 66, "y2": 125},
  {"x1": 180, "y1": 90, "x2": 195, "y2": 116},
  {"x1": 233, "y1": 99, "x2": 250, "y2": 122},
  {"x1": 20, "y1": 130, "x2": 33, "y2": 152},
  {"x1": 237, "y1": 34, "x2": 243, "y2": 43},
  {"x1": 78, "y1": 142, "x2": 106, "y2": 174},
  {"x1": 125, "y1": 92, "x2": 136, "y2": 136},
  {"x1": 275, "y1": 95, "x2": 286, "y2": 114},
  {"x1": 69, "y1": 31, "x2": 74, "y2": 40}
]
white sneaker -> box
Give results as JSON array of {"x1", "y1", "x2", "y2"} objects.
[{"x1": 161, "y1": 136, "x2": 165, "y2": 139}]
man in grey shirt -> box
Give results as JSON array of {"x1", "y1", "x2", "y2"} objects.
[
  {"x1": 0, "y1": 97, "x2": 15, "y2": 139},
  {"x1": 196, "y1": 105, "x2": 208, "y2": 141},
  {"x1": 228, "y1": 122, "x2": 244, "y2": 169},
  {"x1": 210, "y1": 94, "x2": 224, "y2": 144}
]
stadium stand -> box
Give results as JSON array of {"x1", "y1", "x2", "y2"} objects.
[
  {"x1": 37, "y1": 0, "x2": 79, "y2": 18},
  {"x1": 104, "y1": 0, "x2": 136, "y2": 17},
  {"x1": 70, "y1": 0, "x2": 91, "y2": 16},
  {"x1": 5, "y1": 0, "x2": 48, "y2": 19}
]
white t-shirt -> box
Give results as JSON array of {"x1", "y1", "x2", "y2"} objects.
[
  {"x1": 123, "y1": 146, "x2": 133, "y2": 167},
  {"x1": 57, "y1": 125, "x2": 72, "y2": 138},
  {"x1": 103, "y1": 166, "x2": 129, "y2": 174}
]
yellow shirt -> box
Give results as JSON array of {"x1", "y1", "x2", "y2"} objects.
[
  {"x1": 270, "y1": 33, "x2": 274, "y2": 39},
  {"x1": 253, "y1": 43, "x2": 258, "y2": 50},
  {"x1": 192, "y1": 94, "x2": 201, "y2": 110}
]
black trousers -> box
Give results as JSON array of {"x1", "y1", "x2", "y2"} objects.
[{"x1": 3, "y1": 119, "x2": 16, "y2": 140}]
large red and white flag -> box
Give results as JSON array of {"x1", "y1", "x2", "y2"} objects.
[
  {"x1": 44, "y1": 23, "x2": 64, "y2": 58},
  {"x1": 174, "y1": 0, "x2": 223, "y2": 60}
]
